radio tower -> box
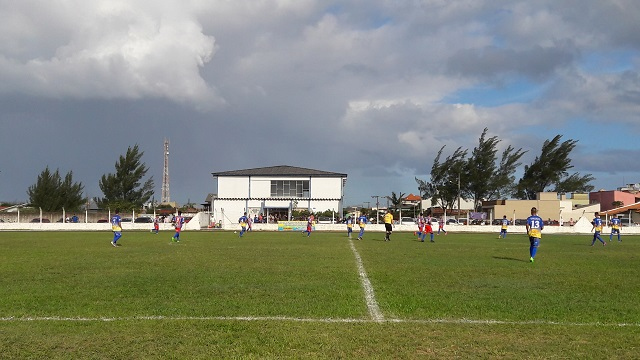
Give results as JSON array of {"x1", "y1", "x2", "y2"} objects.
[{"x1": 161, "y1": 138, "x2": 170, "y2": 203}]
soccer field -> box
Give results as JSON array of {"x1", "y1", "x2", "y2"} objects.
[{"x1": 1, "y1": 230, "x2": 639, "y2": 359}]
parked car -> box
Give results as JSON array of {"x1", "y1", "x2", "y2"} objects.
[
  {"x1": 121, "y1": 218, "x2": 133, "y2": 223},
  {"x1": 514, "y1": 219, "x2": 528, "y2": 226},
  {"x1": 134, "y1": 217, "x2": 154, "y2": 223},
  {"x1": 97, "y1": 219, "x2": 109, "y2": 223},
  {"x1": 316, "y1": 216, "x2": 332, "y2": 224},
  {"x1": 470, "y1": 219, "x2": 489, "y2": 225},
  {"x1": 446, "y1": 219, "x2": 460, "y2": 225},
  {"x1": 400, "y1": 217, "x2": 415, "y2": 224},
  {"x1": 30, "y1": 218, "x2": 50, "y2": 223}
]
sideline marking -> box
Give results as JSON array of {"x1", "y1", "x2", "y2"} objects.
[
  {"x1": 0, "y1": 316, "x2": 638, "y2": 327},
  {"x1": 348, "y1": 239, "x2": 384, "y2": 322}
]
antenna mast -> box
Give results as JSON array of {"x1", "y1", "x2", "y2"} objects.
[{"x1": 161, "y1": 138, "x2": 170, "y2": 203}]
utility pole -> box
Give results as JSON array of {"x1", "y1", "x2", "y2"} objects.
[
  {"x1": 371, "y1": 195, "x2": 382, "y2": 224},
  {"x1": 457, "y1": 172, "x2": 461, "y2": 220}
]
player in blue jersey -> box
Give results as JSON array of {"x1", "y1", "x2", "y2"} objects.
[
  {"x1": 346, "y1": 216, "x2": 353, "y2": 238},
  {"x1": 525, "y1": 207, "x2": 544, "y2": 263},
  {"x1": 498, "y1": 215, "x2": 510, "y2": 239},
  {"x1": 110, "y1": 209, "x2": 122, "y2": 247},
  {"x1": 357, "y1": 213, "x2": 368, "y2": 240},
  {"x1": 238, "y1": 212, "x2": 248, "y2": 237},
  {"x1": 590, "y1": 212, "x2": 606, "y2": 246},
  {"x1": 171, "y1": 211, "x2": 184, "y2": 242},
  {"x1": 609, "y1": 217, "x2": 622, "y2": 242}
]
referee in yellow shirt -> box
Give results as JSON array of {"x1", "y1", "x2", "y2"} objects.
[{"x1": 383, "y1": 209, "x2": 394, "y2": 241}]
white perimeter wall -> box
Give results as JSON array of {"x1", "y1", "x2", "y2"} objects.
[{"x1": 9, "y1": 213, "x2": 640, "y2": 235}]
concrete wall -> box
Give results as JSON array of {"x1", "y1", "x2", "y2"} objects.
[
  {"x1": 0, "y1": 222, "x2": 176, "y2": 231},
  {"x1": 491, "y1": 199, "x2": 561, "y2": 223},
  {"x1": 590, "y1": 191, "x2": 639, "y2": 212},
  {"x1": 7, "y1": 211, "x2": 639, "y2": 235}
]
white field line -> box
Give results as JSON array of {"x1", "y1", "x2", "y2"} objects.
[
  {"x1": 348, "y1": 239, "x2": 384, "y2": 322},
  {"x1": 0, "y1": 316, "x2": 638, "y2": 327}
]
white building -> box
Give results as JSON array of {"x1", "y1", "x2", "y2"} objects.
[{"x1": 207, "y1": 165, "x2": 347, "y2": 224}]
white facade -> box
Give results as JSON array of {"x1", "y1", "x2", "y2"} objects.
[{"x1": 208, "y1": 166, "x2": 347, "y2": 225}]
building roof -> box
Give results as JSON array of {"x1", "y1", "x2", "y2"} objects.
[
  {"x1": 599, "y1": 201, "x2": 640, "y2": 216},
  {"x1": 404, "y1": 193, "x2": 421, "y2": 201},
  {"x1": 211, "y1": 165, "x2": 347, "y2": 178}
]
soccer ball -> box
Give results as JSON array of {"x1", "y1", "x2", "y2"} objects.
[{"x1": 234, "y1": 231, "x2": 237, "y2": 233}]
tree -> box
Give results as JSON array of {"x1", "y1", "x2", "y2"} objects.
[
  {"x1": 98, "y1": 145, "x2": 155, "y2": 210},
  {"x1": 28, "y1": 167, "x2": 85, "y2": 211},
  {"x1": 386, "y1": 191, "x2": 406, "y2": 217},
  {"x1": 515, "y1": 135, "x2": 594, "y2": 199},
  {"x1": 464, "y1": 128, "x2": 526, "y2": 211},
  {"x1": 416, "y1": 145, "x2": 467, "y2": 213},
  {"x1": 612, "y1": 200, "x2": 624, "y2": 208}
]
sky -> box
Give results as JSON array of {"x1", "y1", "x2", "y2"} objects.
[{"x1": 1, "y1": 0, "x2": 640, "y2": 208}]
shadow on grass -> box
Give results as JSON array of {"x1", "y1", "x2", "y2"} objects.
[{"x1": 493, "y1": 256, "x2": 527, "y2": 262}]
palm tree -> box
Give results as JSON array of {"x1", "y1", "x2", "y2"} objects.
[{"x1": 386, "y1": 192, "x2": 406, "y2": 221}]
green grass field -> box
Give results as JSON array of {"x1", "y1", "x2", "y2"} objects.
[{"x1": 1, "y1": 230, "x2": 639, "y2": 359}]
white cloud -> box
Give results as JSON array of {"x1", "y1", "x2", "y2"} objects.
[{"x1": 0, "y1": 0, "x2": 223, "y2": 109}]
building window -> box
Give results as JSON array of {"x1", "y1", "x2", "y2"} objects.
[{"x1": 271, "y1": 180, "x2": 309, "y2": 198}]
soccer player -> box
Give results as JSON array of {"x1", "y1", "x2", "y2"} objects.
[
  {"x1": 525, "y1": 207, "x2": 544, "y2": 263},
  {"x1": 383, "y1": 209, "x2": 393, "y2": 241},
  {"x1": 172, "y1": 211, "x2": 184, "y2": 242},
  {"x1": 590, "y1": 212, "x2": 606, "y2": 246},
  {"x1": 153, "y1": 216, "x2": 159, "y2": 234},
  {"x1": 111, "y1": 209, "x2": 122, "y2": 247},
  {"x1": 609, "y1": 217, "x2": 622, "y2": 242},
  {"x1": 498, "y1": 215, "x2": 509, "y2": 239},
  {"x1": 357, "y1": 213, "x2": 367, "y2": 240},
  {"x1": 437, "y1": 217, "x2": 447, "y2": 235},
  {"x1": 415, "y1": 213, "x2": 425, "y2": 238},
  {"x1": 303, "y1": 214, "x2": 314, "y2": 237},
  {"x1": 346, "y1": 216, "x2": 353, "y2": 238},
  {"x1": 422, "y1": 217, "x2": 434, "y2": 243},
  {"x1": 238, "y1": 212, "x2": 248, "y2": 237},
  {"x1": 247, "y1": 215, "x2": 253, "y2": 232}
]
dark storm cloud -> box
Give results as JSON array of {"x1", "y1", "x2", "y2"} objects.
[
  {"x1": 573, "y1": 148, "x2": 640, "y2": 174},
  {"x1": 447, "y1": 44, "x2": 577, "y2": 81},
  {"x1": 1, "y1": 0, "x2": 640, "y2": 205}
]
